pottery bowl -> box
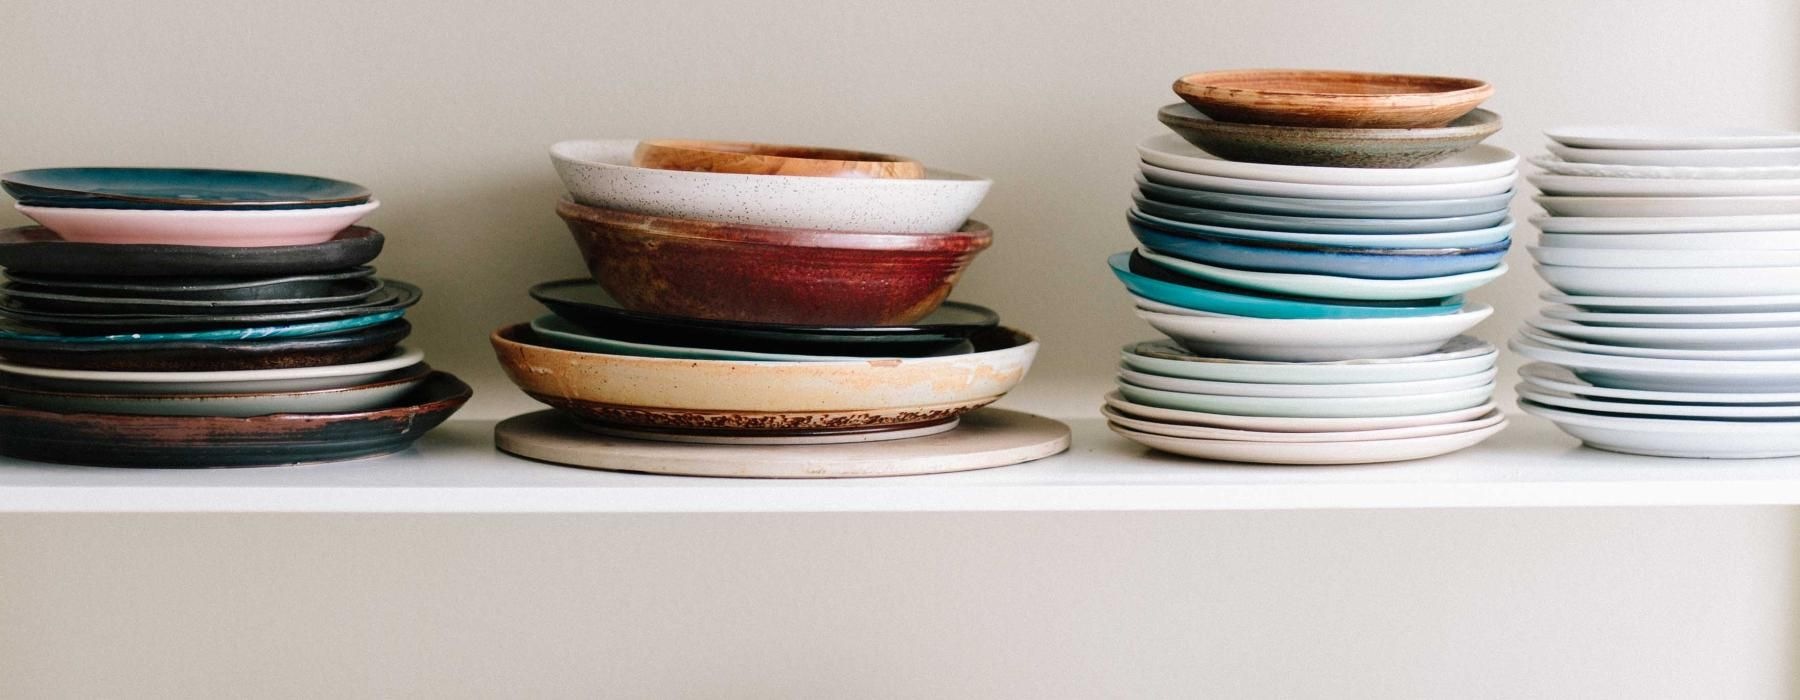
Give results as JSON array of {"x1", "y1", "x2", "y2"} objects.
[
  {"x1": 558, "y1": 197, "x2": 991, "y2": 325},
  {"x1": 1158, "y1": 103, "x2": 1501, "y2": 168},
  {"x1": 15, "y1": 201, "x2": 379, "y2": 247},
  {"x1": 1128, "y1": 215, "x2": 1510, "y2": 280},
  {"x1": 632, "y1": 139, "x2": 924, "y2": 179},
  {"x1": 490, "y1": 322, "x2": 1037, "y2": 435},
  {"x1": 1173, "y1": 69, "x2": 1493, "y2": 129},
  {"x1": 551, "y1": 140, "x2": 990, "y2": 233}
]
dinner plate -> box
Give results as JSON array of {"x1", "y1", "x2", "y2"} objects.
[
  {"x1": 1132, "y1": 193, "x2": 1509, "y2": 234},
  {"x1": 1519, "y1": 384, "x2": 1800, "y2": 419},
  {"x1": 1128, "y1": 208, "x2": 1515, "y2": 249},
  {"x1": 1121, "y1": 336, "x2": 1497, "y2": 384},
  {"x1": 16, "y1": 200, "x2": 380, "y2": 247},
  {"x1": 1547, "y1": 143, "x2": 1800, "y2": 167},
  {"x1": 0, "y1": 364, "x2": 432, "y2": 417},
  {"x1": 1110, "y1": 419, "x2": 1505, "y2": 464},
  {"x1": 0, "y1": 347, "x2": 425, "y2": 394},
  {"x1": 1534, "y1": 195, "x2": 1800, "y2": 218},
  {"x1": 1508, "y1": 337, "x2": 1800, "y2": 392},
  {"x1": 1541, "y1": 290, "x2": 1800, "y2": 314},
  {"x1": 0, "y1": 280, "x2": 419, "y2": 333},
  {"x1": 1528, "y1": 246, "x2": 1800, "y2": 268},
  {"x1": 530, "y1": 279, "x2": 994, "y2": 356},
  {"x1": 1516, "y1": 328, "x2": 1800, "y2": 361},
  {"x1": 1130, "y1": 218, "x2": 1511, "y2": 279},
  {"x1": 0, "y1": 226, "x2": 385, "y2": 278},
  {"x1": 1136, "y1": 304, "x2": 1492, "y2": 362},
  {"x1": 1141, "y1": 162, "x2": 1517, "y2": 201},
  {"x1": 1535, "y1": 263, "x2": 1800, "y2": 297},
  {"x1": 1529, "y1": 155, "x2": 1800, "y2": 180},
  {"x1": 1520, "y1": 363, "x2": 1800, "y2": 404},
  {"x1": 1116, "y1": 380, "x2": 1494, "y2": 418},
  {"x1": 3, "y1": 277, "x2": 384, "y2": 315},
  {"x1": 1138, "y1": 134, "x2": 1520, "y2": 185},
  {"x1": 1140, "y1": 250, "x2": 1506, "y2": 301},
  {"x1": 530, "y1": 314, "x2": 865, "y2": 362},
  {"x1": 1525, "y1": 315, "x2": 1800, "y2": 350},
  {"x1": 1538, "y1": 231, "x2": 1800, "y2": 250},
  {"x1": 1540, "y1": 305, "x2": 1800, "y2": 329},
  {"x1": 1102, "y1": 404, "x2": 1506, "y2": 443},
  {"x1": 1519, "y1": 400, "x2": 1800, "y2": 459},
  {"x1": 1, "y1": 167, "x2": 371, "y2": 210},
  {"x1": 1135, "y1": 176, "x2": 1515, "y2": 219},
  {"x1": 1109, "y1": 252, "x2": 1463, "y2": 320},
  {"x1": 1104, "y1": 390, "x2": 1499, "y2": 432},
  {"x1": 4, "y1": 267, "x2": 377, "y2": 300},
  {"x1": 0, "y1": 310, "x2": 404, "y2": 344},
  {"x1": 1528, "y1": 174, "x2": 1800, "y2": 197},
  {"x1": 1118, "y1": 366, "x2": 1496, "y2": 398},
  {"x1": 0, "y1": 319, "x2": 411, "y2": 372},
  {"x1": 1532, "y1": 213, "x2": 1800, "y2": 234},
  {"x1": 1544, "y1": 126, "x2": 1800, "y2": 151}
]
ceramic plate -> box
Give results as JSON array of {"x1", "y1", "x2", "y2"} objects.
[
  {"x1": 1525, "y1": 315, "x2": 1800, "y2": 350},
  {"x1": 1530, "y1": 155, "x2": 1800, "y2": 180},
  {"x1": 1129, "y1": 218, "x2": 1511, "y2": 280},
  {"x1": 1527, "y1": 246, "x2": 1800, "y2": 269},
  {"x1": 0, "y1": 226, "x2": 385, "y2": 278},
  {"x1": 2, "y1": 167, "x2": 371, "y2": 210},
  {"x1": 1538, "y1": 231, "x2": 1800, "y2": 250},
  {"x1": 1136, "y1": 303, "x2": 1492, "y2": 362},
  {"x1": 1534, "y1": 195, "x2": 1800, "y2": 218},
  {"x1": 530, "y1": 314, "x2": 865, "y2": 362},
  {"x1": 1519, "y1": 400, "x2": 1800, "y2": 459},
  {"x1": 1540, "y1": 305, "x2": 1800, "y2": 329},
  {"x1": 0, "y1": 310, "x2": 404, "y2": 344},
  {"x1": 1140, "y1": 249, "x2": 1506, "y2": 301},
  {"x1": 1111, "y1": 419, "x2": 1505, "y2": 464},
  {"x1": 1535, "y1": 263, "x2": 1800, "y2": 297},
  {"x1": 1140, "y1": 161, "x2": 1517, "y2": 201},
  {"x1": 1508, "y1": 337, "x2": 1800, "y2": 392},
  {"x1": 4, "y1": 267, "x2": 375, "y2": 299},
  {"x1": 1109, "y1": 252, "x2": 1463, "y2": 320},
  {"x1": 1117, "y1": 379, "x2": 1494, "y2": 419},
  {"x1": 0, "y1": 371, "x2": 470, "y2": 468},
  {"x1": 1103, "y1": 404, "x2": 1506, "y2": 443},
  {"x1": 1516, "y1": 328, "x2": 1800, "y2": 361},
  {"x1": 1532, "y1": 214, "x2": 1800, "y2": 234},
  {"x1": 1121, "y1": 336, "x2": 1496, "y2": 384},
  {"x1": 0, "y1": 346, "x2": 425, "y2": 394},
  {"x1": 1528, "y1": 174, "x2": 1800, "y2": 198},
  {"x1": 0, "y1": 364, "x2": 432, "y2": 417},
  {"x1": 1139, "y1": 134, "x2": 1517, "y2": 185},
  {"x1": 1132, "y1": 193, "x2": 1509, "y2": 234},
  {"x1": 1544, "y1": 126, "x2": 1800, "y2": 151},
  {"x1": 1519, "y1": 384, "x2": 1800, "y2": 419},
  {"x1": 0, "y1": 280, "x2": 419, "y2": 333},
  {"x1": 1105, "y1": 391, "x2": 1499, "y2": 432},
  {"x1": 1548, "y1": 143, "x2": 1800, "y2": 168},
  {"x1": 1541, "y1": 290, "x2": 1800, "y2": 314},
  {"x1": 0, "y1": 319, "x2": 411, "y2": 372},
  {"x1": 530, "y1": 279, "x2": 994, "y2": 356},
  {"x1": 3, "y1": 277, "x2": 384, "y2": 315},
  {"x1": 1135, "y1": 176, "x2": 1514, "y2": 219},
  {"x1": 1128, "y1": 208, "x2": 1514, "y2": 249},
  {"x1": 1119, "y1": 366, "x2": 1496, "y2": 398},
  {"x1": 1520, "y1": 363, "x2": 1800, "y2": 404},
  {"x1": 17, "y1": 200, "x2": 379, "y2": 247}
]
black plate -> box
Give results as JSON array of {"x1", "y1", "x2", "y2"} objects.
[
  {"x1": 0, "y1": 319, "x2": 411, "y2": 372},
  {"x1": 0, "y1": 280, "x2": 420, "y2": 334},
  {"x1": 3, "y1": 277, "x2": 384, "y2": 315},
  {"x1": 529, "y1": 279, "x2": 999, "y2": 355},
  {"x1": 4, "y1": 267, "x2": 375, "y2": 300},
  {"x1": 0, "y1": 226, "x2": 384, "y2": 277}
]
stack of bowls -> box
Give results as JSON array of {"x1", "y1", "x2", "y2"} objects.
[
  {"x1": 1106, "y1": 69, "x2": 1516, "y2": 464},
  {"x1": 494, "y1": 139, "x2": 1048, "y2": 449},
  {"x1": 1516, "y1": 126, "x2": 1800, "y2": 458},
  {"x1": 0, "y1": 168, "x2": 468, "y2": 467}
]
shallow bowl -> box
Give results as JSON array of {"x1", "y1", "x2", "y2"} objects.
[
  {"x1": 1157, "y1": 103, "x2": 1500, "y2": 168},
  {"x1": 632, "y1": 139, "x2": 923, "y2": 179},
  {"x1": 1173, "y1": 69, "x2": 1493, "y2": 129}
]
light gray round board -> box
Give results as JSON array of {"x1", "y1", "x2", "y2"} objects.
[{"x1": 494, "y1": 408, "x2": 1072, "y2": 478}]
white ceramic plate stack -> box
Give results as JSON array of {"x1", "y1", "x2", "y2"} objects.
[{"x1": 1519, "y1": 125, "x2": 1800, "y2": 457}]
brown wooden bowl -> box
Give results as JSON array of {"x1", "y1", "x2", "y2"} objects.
[
  {"x1": 632, "y1": 139, "x2": 925, "y2": 179},
  {"x1": 1173, "y1": 69, "x2": 1493, "y2": 129}
]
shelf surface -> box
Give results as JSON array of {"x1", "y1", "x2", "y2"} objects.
[{"x1": 3, "y1": 412, "x2": 1800, "y2": 513}]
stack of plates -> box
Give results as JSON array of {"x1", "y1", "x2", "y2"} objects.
[
  {"x1": 1106, "y1": 70, "x2": 1514, "y2": 464},
  {"x1": 0, "y1": 168, "x2": 468, "y2": 467},
  {"x1": 1519, "y1": 126, "x2": 1800, "y2": 457}
]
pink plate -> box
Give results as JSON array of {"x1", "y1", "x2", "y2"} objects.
[{"x1": 15, "y1": 200, "x2": 379, "y2": 247}]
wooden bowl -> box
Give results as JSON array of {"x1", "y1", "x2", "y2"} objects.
[
  {"x1": 633, "y1": 139, "x2": 925, "y2": 179},
  {"x1": 1174, "y1": 69, "x2": 1493, "y2": 129}
]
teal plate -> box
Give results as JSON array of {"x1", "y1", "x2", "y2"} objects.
[
  {"x1": 1107, "y1": 251, "x2": 1461, "y2": 320},
  {"x1": 0, "y1": 310, "x2": 405, "y2": 344}
]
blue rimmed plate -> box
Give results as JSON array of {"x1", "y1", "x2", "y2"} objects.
[
  {"x1": 1129, "y1": 213, "x2": 1510, "y2": 279},
  {"x1": 3, "y1": 167, "x2": 371, "y2": 210},
  {"x1": 1107, "y1": 251, "x2": 1462, "y2": 319}
]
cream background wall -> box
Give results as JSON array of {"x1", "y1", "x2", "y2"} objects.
[{"x1": 2, "y1": 1, "x2": 1798, "y2": 697}]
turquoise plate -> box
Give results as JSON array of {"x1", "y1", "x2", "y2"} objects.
[
  {"x1": 0, "y1": 310, "x2": 404, "y2": 344},
  {"x1": 2, "y1": 167, "x2": 371, "y2": 210},
  {"x1": 1107, "y1": 252, "x2": 1461, "y2": 320}
]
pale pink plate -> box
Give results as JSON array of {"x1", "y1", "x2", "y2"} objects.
[{"x1": 15, "y1": 200, "x2": 379, "y2": 247}]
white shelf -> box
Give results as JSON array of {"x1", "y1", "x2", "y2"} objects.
[{"x1": 3, "y1": 412, "x2": 1800, "y2": 513}]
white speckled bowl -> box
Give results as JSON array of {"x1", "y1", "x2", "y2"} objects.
[{"x1": 550, "y1": 140, "x2": 991, "y2": 233}]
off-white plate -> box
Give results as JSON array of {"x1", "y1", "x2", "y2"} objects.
[
  {"x1": 1534, "y1": 195, "x2": 1800, "y2": 218},
  {"x1": 1517, "y1": 328, "x2": 1800, "y2": 361},
  {"x1": 1140, "y1": 134, "x2": 1519, "y2": 186},
  {"x1": 1139, "y1": 249, "x2": 1506, "y2": 302},
  {"x1": 1530, "y1": 155, "x2": 1800, "y2": 180},
  {"x1": 1136, "y1": 304, "x2": 1493, "y2": 362},
  {"x1": 1104, "y1": 391, "x2": 1497, "y2": 432},
  {"x1": 1548, "y1": 143, "x2": 1800, "y2": 167},
  {"x1": 1518, "y1": 384, "x2": 1800, "y2": 419},
  {"x1": 1520, "y1": 363, "x2": 1800, "y2": 405},
  {"x1": 1120, "y1": 337, "x2": 1496, "y2": 384},
  {"x1": 1117, "y1": 366, "x2": 1497, "y2": 398},
  {"x1": 1519, "y1": 400, "x2": 1800, "y2": 459},
  {"x1": 1529, "y1": 174, "x2": 1800, "y2": 198},
  {"x1": 0, "y1": 347, "x2": 425, "y2": 394},
  {"x1": 1528, "y1": 245, "x2": 1800, "y2": 268},
  {"x1": 1140, "y1": 162, "x2": 1517, "y2": 201},
  {"x1": 1540, "y1": 305, "x2": 1800, "y2": 329},
  {"x1": 1525, "y1": 315, "x2": 1800, "y2": 350},
  {"x1": 1538, "y1": 231, "x2": 1800, "y2": 250},
  {"x1": 1117, "y1": 380, "x2": 1494, "y2": 419},
  {"x1": 1536, "y1": 263, "x2": 1800, "y2": 297},
  {"x1": 1542, "y1": 290, "x2": 1800, "y2": 314},
  {"x1": 1509, "y1": 337, "x2": 1800, "y2": 392},
  {"x1": 1111, "y1": 419, "x2": 1506, "y2": 465},
  {"x1": 1544, "y1": 126, "x2": 1800, "y2": 151},
  {"x1": 1532, "y1": 213, "x2": 1800, "y2": 234},
  {"x1": 1102, "y1": 405, "x2": 1506, "y2": 443}
]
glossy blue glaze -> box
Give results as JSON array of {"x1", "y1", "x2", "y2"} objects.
[
  {"x1": 0, "y1": 310, "x2": 404, "y2": 344},
  {"x1": 1133, "y1": 193, "x2": 1509, "y2": 234},
  {"x1": 1107, "y1": 252, "x2": 1462, "y2": 320},
  {"x1": 1135, "y1": 175, "x2": 1514, "y2": 219},
  {"x1": 1128, "y1": 214, "x2": 1510, "y2": 280},
  {"x1": 3, "y1": 168, "x2": 370, "y2": 210}
]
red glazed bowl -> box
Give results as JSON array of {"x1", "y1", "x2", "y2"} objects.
[{"x1": 556, "y1": 197, "x2": 992, "y2": 325}]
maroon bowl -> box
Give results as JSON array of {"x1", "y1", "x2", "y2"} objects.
[{"x1": 555, "y1": 197, "x2": 992, "y2": 325}]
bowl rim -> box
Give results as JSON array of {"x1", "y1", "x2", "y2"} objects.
[
  {"x1": 555, "y1": 196, "x2": 992, "y2": 251},
  {"x1": 551, "y1": 139, "x2": 992, "y2": 186},
  {"x1": 491, "y1": 322, "x2": 1036, "y2": 369},
  {"x1": 1158, "y1": 103, "x2": 1502, "y2": 139},
  {"x1": 1174, "y1": 69, "x2": 1492, "y2": 100}
]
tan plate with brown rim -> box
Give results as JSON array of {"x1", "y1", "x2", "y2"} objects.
[{"x1": 1174, "y1": 69, "x2": 1493, "y2": 129}]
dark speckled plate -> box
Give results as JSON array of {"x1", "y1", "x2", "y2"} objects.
[
  {"x1": 0, "y1": 226, "x2": 385, "y2": 277},
  {"x1": 0, "y1": 319, "x2": 411, "y2": 372},
  {"x1": 0, "y1": 370, "x2": 470, "y2": 468},
  {"x1": 1158, "y1": 103, "x2": 1502, "y2": 168}
]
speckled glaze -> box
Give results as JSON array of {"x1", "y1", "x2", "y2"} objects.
[
  {"x1": 0, "y1": 226, "x2": 385, "y2": 278},
  {"x1": 16, "y1": 200, "x2": 379, "y2": 247},
  {"x1": 550, "y1": 139, "x2": 990, "y2": 233},
  {"x1": 490, "y1": 323, "x2": 1037, "y2": 435},
  {"x1": 1174, "y1": 69, "x2": 1493, "y2": 128},
  {"x1": 557, "y1": 198, "x2": 991, "y2": 325},
  {"x1": 1158, "y1": 103, "x2": 1501, "y2": 168},
  {"x1": 0, "y1": 319, "x2": 410, "y2": 371}
]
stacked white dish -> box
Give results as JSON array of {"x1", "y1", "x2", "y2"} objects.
[{"x1": 1519, "y1": 126, "x2": 1800, "y2": 457}]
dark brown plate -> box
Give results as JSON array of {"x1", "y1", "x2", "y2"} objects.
[
  {"x1": 0, "y1": 226, "x2": 384, "y2": 277},
  {"x1": 0, "y1": 319, "x2": 410, "y2": 371}
]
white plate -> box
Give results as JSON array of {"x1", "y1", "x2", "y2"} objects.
[
  {"x1": 1117, "y1": 366, "x2": 1497, "y2": 399},
  {"x1": 1548, "y1": 143, "x2": 1800, "y2": 167},
  {"x1": 1136, "y1": 304, "x2": 1493, "y2": 362},
  {"x1": 1544, "y1": 126, "x2": 1800, "y2": 151},
  {"x1": 1139, "y1": 134, "x2": 1520, "y2": 186},
  {"x1": 1137, "y1": 249, "x2": 1507, "y2": 302},
  {"x1": 1519, "y1": 384, "x2": 1800, "y2": 419},
  {"x1": 1542, "y1": 290, "x2": 1800, "y2": 314},
  {"x1": 1103, "y1": 405, "x2": 1506, "y2": 443},
  {"x1": 1527, "y1": 245, "x2": 1800, "y2": 268},
  {"x1": 1519, "y1": 400, "x2": 1800, "y2": 459},
  {"x1": 1120, "y1": 337, "x2": 1497, "y2": 385},
  {"x1": 1104, "y1": 391, "x2": 1498, "y2": 432},
  {"x1": 1111, "y1": 419, "x2": 1506, "y2": 465},
  {"x1": 1530, "y1": 155, "x2": 1800, "y2": 180},
  {"x1": 1508, "y1": 337, "x2": 1800, "y2": 392},
  {"x1": 1532, "y1": 213, "x2": 1800, "y2": 234},
  {"x1": 1117, "y1": 379, "x2": 1493, "y2": 419},
  {"x1": 1140, "y1": 162, "x2": 1517, "y2": 201},
  {"x1": 1517, "y1": 328, "x2": 1800, "y2": 361},
  {"x1": 0, "y1": 347, "x2": 426, "y2": 394},
  {"x1": 1538, "y1": 231, "x2": 1800, "y2": 250},
  {"x1": 1525, "y1": 315, "x2": 1800, "y2": 350},
  {"x1": 1521, "y1": 363, "x2": 1800, "y2": 404},
  {"x1": 1535, "y1": 263, "x2": 1800, "y2": 297},
  {"x1": 1534, "y1": 195, "x2": 1800, "y2": 218},
  {"x1": 1528, "y1": 173, "x2": 1800, "y2": 197},
  {"x1": 1540, "y1": 305, "x2": 1800, "y2": 329}
]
